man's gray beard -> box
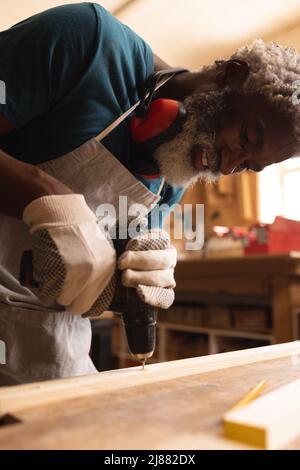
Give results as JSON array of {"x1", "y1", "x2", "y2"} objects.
[{"x1": 153, "y1": 89, "x2": 234, "y2": 187}]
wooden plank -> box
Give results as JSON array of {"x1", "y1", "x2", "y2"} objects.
[
  {"x1": 1, "y1": 353, "x2": 300, "y2": 449},
  {"x1": 224, "y1": 378, "x2": 300, "y2": 449},
  {"x1": 0, "y1": 342, "x2": 300, "y2": 415}
]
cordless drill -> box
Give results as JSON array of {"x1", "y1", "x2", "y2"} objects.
[{"x1": 113, "y1": 231, "x2": 158, "y2": 367}]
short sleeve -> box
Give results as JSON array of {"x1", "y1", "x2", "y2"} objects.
[
  {"x1": 0, "y1": 3, "x2": 97, "y2": 128},
  {"x1": 0, "y1": 3, "x2": 154, "y2": 165}
]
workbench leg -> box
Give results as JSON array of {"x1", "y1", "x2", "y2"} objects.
[
  {"x1": 208, "y1": 333, "x2": 219, "y2": 354},
  {"x1": 158, "y1": 326, "x2": 167, "y2": 362},
  {"x1": 119, "y1": 325, "x2": 128, "y2": 369},
  {"x1": 272, "y1": 277, "x2": 293, "y2": 343}
]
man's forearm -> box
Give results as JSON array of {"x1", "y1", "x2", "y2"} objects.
[{"x1": 0, "y1": 149, "x2": 73, "y2": 219}]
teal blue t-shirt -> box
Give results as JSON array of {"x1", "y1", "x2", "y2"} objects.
[{"x1": 0, "y1": 2, "x2": 184, "y2": 224}]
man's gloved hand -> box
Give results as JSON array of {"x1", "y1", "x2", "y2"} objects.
[
  {"x1": 118, "y1": 228, "x2": 177, "y2": 309},
  {"x1": 22, "y1": 194, "x2": 116, "y2": 315},
  {"x1": 81, "y1": 228, "x2": 177, "y2": 318}
]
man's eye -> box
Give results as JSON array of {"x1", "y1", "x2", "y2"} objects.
[{"x1": 240, "y1": 123, "x2": 249, "y2": 149}]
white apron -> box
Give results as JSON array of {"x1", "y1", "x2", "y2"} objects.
[{"x1": 0, "y1": 133, "x2": 161, "y2": 385}]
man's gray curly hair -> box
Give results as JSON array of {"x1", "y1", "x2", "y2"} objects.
[{"x1": 228, "y1": 39, "x2": 300, "y2": 144}]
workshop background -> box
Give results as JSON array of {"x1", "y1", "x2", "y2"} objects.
[{"x1": 2, "y1": 0, "x2": 300, "y2": 370}]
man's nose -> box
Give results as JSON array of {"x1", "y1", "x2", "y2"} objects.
[{"x1": 220, "y1": 148, "x2": 245, "y2": 175}]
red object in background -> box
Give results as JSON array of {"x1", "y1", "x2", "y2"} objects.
[
  {"x1": 269, "y1": 216, "x2": 300, "y2": 253},
  {"x1": 244, "y1": 216, "x2": 300, "y2": 255},
  {"x1": 244, "y1": 240, "x2": 268, "y2": 255}
]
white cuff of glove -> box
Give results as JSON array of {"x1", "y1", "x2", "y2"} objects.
[
  {"x1": 23, "y1": 194, "x2": 116, "y2": 315},
  {"x1": 23, "y1": 194, "x2": 96, "y2": 232}
]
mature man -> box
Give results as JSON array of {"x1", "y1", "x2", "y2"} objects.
[{"x1": 0, "y1": 3, "x2": 298, "y2": 385}]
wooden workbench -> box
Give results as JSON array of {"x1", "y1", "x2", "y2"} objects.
[
  {"x1": 175, "y1": 253, "x2": 300, "y2": 344},
  {"x1": 113, "y1": 254, "x2": 300, "y2": 368},
  {"x1": 0, "y1": 342, "x2": 300, "y2": 449}
]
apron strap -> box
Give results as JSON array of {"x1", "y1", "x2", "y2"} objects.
[{"x1": 94, "y1": 68, "x2": 189, "y2": 198}]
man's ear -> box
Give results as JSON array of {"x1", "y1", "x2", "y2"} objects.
[{"x1": 215, "y1": 60, "x2": 250, "y2": 89}]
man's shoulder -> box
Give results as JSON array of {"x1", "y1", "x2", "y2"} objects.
[{"x1": 1, "y1": 3, "x2": 95, "y2": 39}]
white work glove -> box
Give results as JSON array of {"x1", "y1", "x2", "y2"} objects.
[
  {"x1": 81, "y1": 228, "x2": 177, "y2": 318},
  {"x1": 23, "y1": 194, "x2": 116, "y2": 315},
  {"x1": 118, "y1": 229, "x2": 177, "y2": 309}
]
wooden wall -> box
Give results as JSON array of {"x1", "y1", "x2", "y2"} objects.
[{"x1": 167, "y1": 173, "x2": 259, "y2": 254}]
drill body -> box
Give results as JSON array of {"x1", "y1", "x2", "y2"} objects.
[
  {"x1": 113, "y1": 234, "x2": 158, "y2": 363},
  {"x1": 120, "y1": 293, "x2": 158, "y2": 361}
]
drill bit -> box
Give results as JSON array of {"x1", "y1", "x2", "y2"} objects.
[{"x1": 142, "y1": 359, "x2": 146, "y2": 370}]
